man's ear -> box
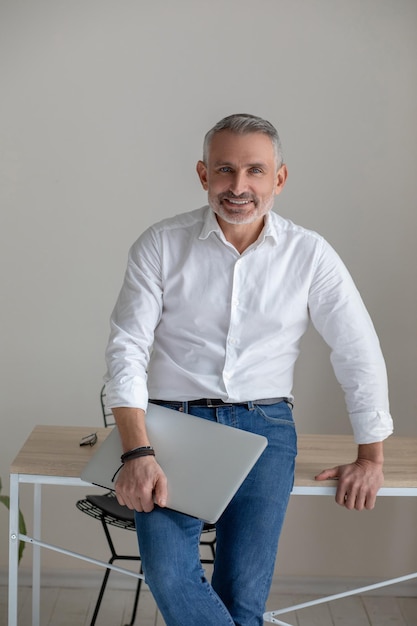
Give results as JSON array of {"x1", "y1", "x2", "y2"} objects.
[
  {"x1": 196, "y1": 160, "x2": 208, "y2": 190},
  {"x1": 275, "y1": 164, "x2": 288, "y2": 196}
]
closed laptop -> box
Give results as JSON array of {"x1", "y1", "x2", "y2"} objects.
[{"x1": 81, "y1": 402, "x2": 267, "y2": 523}]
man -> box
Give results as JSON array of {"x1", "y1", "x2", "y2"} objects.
[{"x1": 104, "y1": 114, "x2": 393, "y2": 626}]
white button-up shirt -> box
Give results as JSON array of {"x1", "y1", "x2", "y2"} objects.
[{"x1": 105, "y1": 206, "x2": 393, "y2": 444}]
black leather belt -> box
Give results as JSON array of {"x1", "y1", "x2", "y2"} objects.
[{"x1": 150, "y1": 397, "x2": 288, "y2": 407}]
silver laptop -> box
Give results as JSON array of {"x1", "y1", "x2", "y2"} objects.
[{"x1": 81, "y1": 403, "x2": 267, "y2": 523}]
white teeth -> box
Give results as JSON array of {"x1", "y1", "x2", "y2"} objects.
[{"x1": 228, "y1": 199, "x2": 250, "y2": 205}]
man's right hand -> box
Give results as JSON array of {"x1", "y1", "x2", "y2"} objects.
[
  {"x1": 114, "y1": 455, "x2": 168, "y2": 512},
  {"x1": 111, "y1": 406, "x2": 168, "y2": 512}
]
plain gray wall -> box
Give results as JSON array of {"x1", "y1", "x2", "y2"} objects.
[{"x1": 1, "y1": 0, "x2": 416, "y2": 587}]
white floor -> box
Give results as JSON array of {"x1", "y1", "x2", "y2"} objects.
[{"x1": 1, "y1": 585, "x2": 417, "y2": 626}]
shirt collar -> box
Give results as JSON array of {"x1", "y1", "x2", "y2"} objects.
[
  {"x1": 260, "y1": 211, "x2": 280, "y2": 246},
  {"x1": 198, "y1": 206, "x2": 223, "y2": 240}
]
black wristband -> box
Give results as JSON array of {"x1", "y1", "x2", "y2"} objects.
[
  {"x1": 121, "y1": 446, "x2": 155, "y2": 463},
  {"x1": 111, "y1": 446, "x2": 156, "y2": 483}
]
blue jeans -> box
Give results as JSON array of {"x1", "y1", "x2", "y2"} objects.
[{"x1": 135, "y1": 401, "x2": 297, "y2": 626}]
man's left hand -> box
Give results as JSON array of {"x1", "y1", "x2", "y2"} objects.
[{"x1": 315, "y1": 458, "x2": 384, "y2": 510}]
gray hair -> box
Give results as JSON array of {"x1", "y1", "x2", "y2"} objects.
[{"x1": 202, "y1": 113, "x2": 284, "y2": 169}]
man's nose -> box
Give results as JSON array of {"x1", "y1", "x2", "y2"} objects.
[{"x1": 229, "y1": 171, "x2": 248, "y2": 196}]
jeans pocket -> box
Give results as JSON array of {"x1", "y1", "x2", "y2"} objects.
[{"x1": 254, "y1": 401, "x2": 296, "y2": 426}]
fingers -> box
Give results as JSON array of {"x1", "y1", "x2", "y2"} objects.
[
  {"x1": 115, "y1": 485, "x2": 153, "y2": 512},
  {"x1": 153, "y1": 473, "x2": 168, "y2": 508},
  {"x1": 336, "y1": 486, "x2": 373, "y2": 510},
  {"x1": 336, "y1": 481, "x2": 378, "y2": 511},
  {"x1": 315, "y1": 466, "x2": 339, "y2": 481},
  {"x1": 114, "y1": 457, "x2": 168, "y2": 513},
  {"x1": 315, "y1": 463, "x2": 382, "y2": 511},
  {"x1": 334, "y1": 463, "x2": 382, "y2": 511}
]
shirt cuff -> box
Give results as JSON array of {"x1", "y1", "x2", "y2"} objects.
[
  {"x1": 104, "y1": 376, "x2": 148, "y2": 412},
  {"x1": 349, "y1": 410, "x2": 394, "y2": 444}
]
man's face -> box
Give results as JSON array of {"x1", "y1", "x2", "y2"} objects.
[{"x1": 197, "y1": 130, "x2": 287, "y2": 226}]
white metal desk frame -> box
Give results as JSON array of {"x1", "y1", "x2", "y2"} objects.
[
  {"x1": 8, "y1": 444, "x2": 417, "y2": 626},
  {"x1": 264, "y1": 483, "x2": 417, "y2": 625}
]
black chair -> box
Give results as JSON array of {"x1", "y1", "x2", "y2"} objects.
[{"x1": 76, "y1": 386, "x2": 216, "y2": 626}]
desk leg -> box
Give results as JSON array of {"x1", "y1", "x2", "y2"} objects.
[
  {"x1": 32, "y1": 484, "x2": 42, "y2": 626},
  {"x1": 8, "y1": 474, "x2": 19, "y2": 626}
]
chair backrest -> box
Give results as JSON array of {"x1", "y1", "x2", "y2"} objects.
[{"x1": 100, "y1": 385, "x2": 115, "y2": 428}]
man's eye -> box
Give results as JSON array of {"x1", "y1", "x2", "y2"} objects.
[
  {"x1": 250, "y1": 167, "x2": 262, "y2": 174},
  {"x1": 218, "y1": 167, "x2": 232, "y2": 173}
]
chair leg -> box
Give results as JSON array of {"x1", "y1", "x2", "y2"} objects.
[
  {"x1": 123, "y1": 565, "x2": 143, "y2": 626},
  {"x1": 89, "y1": 516, "x2": 143, "y2": 626},
  {"x1": 200, "y1": 533, "x2": 216, "y2": 564},
  {"x1": 90, "y1": 561, "x2": 113, "y2": 626}
]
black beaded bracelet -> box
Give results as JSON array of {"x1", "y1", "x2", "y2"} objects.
[{"x1": 121, "y1": 446, "x2": 155, "y2": 463}]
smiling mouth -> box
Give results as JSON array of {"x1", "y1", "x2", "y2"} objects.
[{"x1": 222, "y1": 197, "x2": 254, "y2": 207}]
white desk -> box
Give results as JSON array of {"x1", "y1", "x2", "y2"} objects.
[{"x1": 8, "y1": 426, "x2": 417, "y2": 626}]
